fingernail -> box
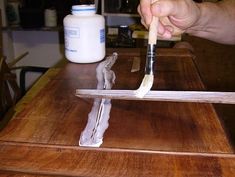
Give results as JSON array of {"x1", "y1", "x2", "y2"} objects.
[
  {"x1": 163, "y1": 31, "x2": 172, "y2": 39},
  {"x1": 156, "y1": 6, "x2": 161, "y2": 15},
  {"x1": 144, "y1": 15, "x2": 151, "y2": 26},
  {"x1": 167, "y1": 26, "x2": 174, "y2": 33},
  {"x1": 141, "y1": 19, "x2": 148, "y2": 29},
  {"x1": 152, "y1": 4, "x2": 161, "y2": 16}
]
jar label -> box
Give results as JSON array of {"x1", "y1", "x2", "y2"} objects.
[
  {"x1": 65, "y1": 27, "x2": 80, "y2": 38},
  {"x1": 64, "y1": 27, "x2": 80, "y2": 53},
  {"x1": 100, "y1": 29, "x2": 105, "y2": 43}
]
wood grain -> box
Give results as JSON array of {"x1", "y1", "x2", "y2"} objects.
[
  {"x1": 0, "y1": 48, "x2": 233, "y2": 176},
  {"x1": 76, "y1": 89, "x2": 235, "y2": 104},
  {"x1": 0, "y1": 141, "x2": 234, "y2": 177},
  {"x1": 0, "y1": 48, "x2": 232, "y2": 152}
]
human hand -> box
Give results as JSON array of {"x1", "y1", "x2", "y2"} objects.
[{"x1": 138, "y1": 0, "x2": 201, "y2": 39}]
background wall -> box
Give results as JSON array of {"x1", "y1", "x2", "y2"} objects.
[{"x1": 3, "y1": 30, "x2": 64, "y2": 89}]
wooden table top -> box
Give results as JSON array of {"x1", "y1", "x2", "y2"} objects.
[{"x1": 0, "y1": 48, "x2": 234, "y2": 176}]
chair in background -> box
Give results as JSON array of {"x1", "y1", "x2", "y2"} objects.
[
  {"x1": 0, "y1": 9, "x2": 19, "y2": 122},
  {"x1": 0, "y1": 57, "x2": 21, "y2": 121},
  {"x1": 0, "y1": 10, "x2": 48, "y2": 128}
]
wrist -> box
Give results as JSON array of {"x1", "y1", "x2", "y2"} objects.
[{"x1": 185, "y1": 2, "x2": 203, "y2": 35}]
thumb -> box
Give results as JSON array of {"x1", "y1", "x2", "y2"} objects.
[{"x1": 151, "y1": 0, "x2": 184, "y2": 18}]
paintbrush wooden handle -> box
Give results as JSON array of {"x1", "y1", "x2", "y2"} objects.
[
  {"x1": 148, "y1": 0, "x2": 159, "y2": 45},
  {"x1": 76, "y1": 89, "x2": 235, "y2": 104},
  {"x1": 148, "y1": 16, "x2": 158, "y2": 45}
]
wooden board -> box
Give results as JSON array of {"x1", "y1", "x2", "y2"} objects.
[
  {"x1": 75, "y1": 89, "x2": 235, "y2": 104},
  {"x1": 0, "y1": 141, "x2": 234, "y2": 177},
  {"x1": 0, "y1": 48, "x2": 234, "y2": 176}
]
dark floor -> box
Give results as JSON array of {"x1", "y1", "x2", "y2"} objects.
[{"x1": 183, "y1": 35, "x2": 235, "y2": 150}]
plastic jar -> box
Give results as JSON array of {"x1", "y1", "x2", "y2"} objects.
[{"x1": 63, "y1": 4, "x2": 105, "y2": 63}]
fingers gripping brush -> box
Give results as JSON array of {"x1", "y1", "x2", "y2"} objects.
[{"x1": 135, "y1": 3, "x2": 159, "y2": 98}]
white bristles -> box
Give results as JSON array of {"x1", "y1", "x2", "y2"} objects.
[{"x1": 134, "y1": 74, "x2": 154, "y2": 98}]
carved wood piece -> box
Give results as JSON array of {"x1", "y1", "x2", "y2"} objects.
[{"x1": 76, "y1": 89, "x2": 235, "y2": 104}]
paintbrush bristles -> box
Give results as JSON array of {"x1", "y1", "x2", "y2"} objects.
[{"x1": 134, "y1": 74, "x2": 154, "y2": 98}]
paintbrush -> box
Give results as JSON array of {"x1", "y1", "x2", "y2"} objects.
[{"x1": 135, "y1": 2, "x2": 159, "y2": 98}]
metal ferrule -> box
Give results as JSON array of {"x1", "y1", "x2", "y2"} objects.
[{"x1": 145, "y1": 44, "x2": 156, "y2": 74}]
